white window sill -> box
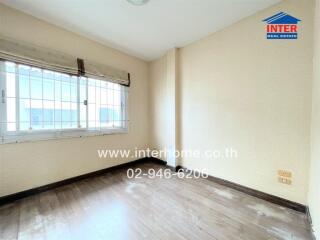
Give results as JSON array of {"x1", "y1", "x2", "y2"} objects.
[{"x1": 0, "y1": 128, "x2": 129, "y2": 144}]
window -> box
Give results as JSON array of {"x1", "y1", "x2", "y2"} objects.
[{"x1": 0, "y1": 61, "x2": 128, "y2": 143}]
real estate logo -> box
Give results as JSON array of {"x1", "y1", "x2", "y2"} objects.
[{"x1": 263, "y1": 12, "x2": 301, "y2": 39}]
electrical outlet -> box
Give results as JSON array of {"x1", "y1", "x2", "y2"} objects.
[
  {"x1": 278, "y1": 177, "x2": 292, "y2": 185},
  {"x1": 278, "y1": 170, "x2": 292, "y2": 178}
]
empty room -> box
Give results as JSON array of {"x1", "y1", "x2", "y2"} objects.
[{"x1": 0, "y1": 0, "x2": 319, "y2": 239}]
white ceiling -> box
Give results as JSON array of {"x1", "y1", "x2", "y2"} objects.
[{"x1": 0, "y1": 0, "x2": 281, "y2": 61}]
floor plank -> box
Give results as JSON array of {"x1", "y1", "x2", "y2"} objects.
[{"x1": 0, "y1": 163, "x2": 313, "y2": 240}]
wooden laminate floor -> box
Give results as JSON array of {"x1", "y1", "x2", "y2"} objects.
[{"x1": 0, "y1": 163, "x2": 313, "y2": 240}]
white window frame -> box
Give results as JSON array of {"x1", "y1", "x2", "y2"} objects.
[{"x1": 0, "y1": 61, "x2": 129, "y2": 144}]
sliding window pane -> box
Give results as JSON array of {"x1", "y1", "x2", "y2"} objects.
[
  {"x1": 114, "y1": 90, "x2": 121, "y2": 106},
  {"x1": 86, "y1": 78, "x2": 126, "y2": 130},
  {"x1": 43, "y1": 79, "x2": 54, "y2": 100},
  {"x1": 43, "y1": 100, "x2": 54, "y2": 129},
  {"x1": 88, "y1": 85, "x2": 95, "y2": 104},
  {"x1": 71, "y1": 102, "x2": 78, "y2": 128},
  {"x1": 19, "y1": 99, "x2": 30, "y2": 131},
  {"x1": 30, "y1": 76, "x2": 42, "y2": 99},
  {"x1": 5, "y1": 62, "x2": 16, "y2": 131},
  {"x1": 79, "y1": 78, "x2": 87, "y2": 128},
  {"x1": 6, "y1": 73, "x2": 15, "y2": 98},
  {"x1": 19, "y1": 75, "x2": 30, "y2": 99},
  {"x1": 55, "y1": 76, "x2": 62, "y2": 101},
  {"x1": 88, "y1": 103, "x2": 96, "y2": 122},
  {"x1": 101, "y1": 87, "x2": 107, "y2": 105},
  {"x1": 30, "y1": 99, "x2": 43, "y2": 129},
  {"x1": 54, "y1": 101, "x2": 62, "y2": 129},
  {"x1": 61, "y1": 78, "x2": 71, "y2": 102},
  {"x1": 114, "y1": 106, "x2": 121, "y2": 127},
  {"x1": 107, "y1": 88, "x2": 114, "y2": 106},
  {"x1": 61, "y1": 102, "x2": 70, "y2": 124},
  {"x1": 6, "y1": 98, "x2": 16, "y2": 131},
  {"x1": 71, "y1": 82, "x2": 77, "y2": 103}
]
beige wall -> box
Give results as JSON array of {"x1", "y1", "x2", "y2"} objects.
[
  {"x1": 149, "y1": 49, "x2": 179, "y2": 167},
  {"x1": 179, "y1": 0, "x2": 313, "y2": 204},
  {"x1": 309, "y1": 0, "x2": 320, "y2": 238},
  {"x1": 0, "y1": 4, "x2": 149, "y2": 197},
  {"x1": 149, "y1": 55, "x2": 167, "y2": 153},
  {"x1": 150, "y1": 0, "x2": 314, "y2": 204}
]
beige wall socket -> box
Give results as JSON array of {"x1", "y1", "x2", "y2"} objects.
[
  {"x1": 278, "y1": 177, "x2": 292, "y2": 185},
  {"x1": 278, "y1": 170, "x2": 292, "y2": 178}
]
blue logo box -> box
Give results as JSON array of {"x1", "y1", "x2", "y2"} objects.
[{"x1": 267, "y1": 33, "x2": 298, "y2": 39}]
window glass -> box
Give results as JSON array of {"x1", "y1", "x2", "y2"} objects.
[{"x1": 1, "y1": 61, "x2": 128, "y2": 142}]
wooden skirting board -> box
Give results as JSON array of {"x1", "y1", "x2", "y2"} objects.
[
  {"x1": 0, "y1": 157, "x2": 165, "y2": 206},
  {"x1": 0, "y1": 157, "x2": 307, "y2": 215},
  {"x1": 175, "y1": 165, "x2": 306, "y2": 213}
]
